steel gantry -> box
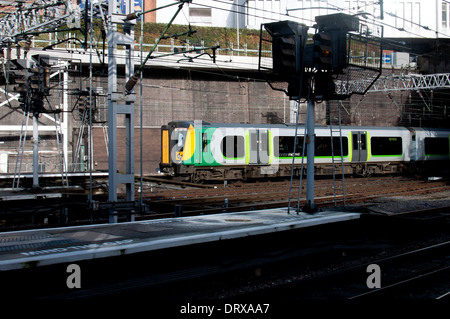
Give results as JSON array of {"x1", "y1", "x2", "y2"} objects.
[
  {"x1": 106, "y1": 0, "x2": 136, "y2": 223},
  {"x1": 338, "y1": 72, "x2": 450, "y2": 95},
  {"x1": 0, "y1": 0, "x2": 80, "y2": 44},
  {"x1": 368, "y1": 72, "x2": 450, "y2": 92}
]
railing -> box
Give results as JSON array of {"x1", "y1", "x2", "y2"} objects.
[{"x1": 30, "y1": 37, "x2": 265, "y2": 57}]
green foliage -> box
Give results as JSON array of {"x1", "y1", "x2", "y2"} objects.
[
  {"x1": 29, "y1": 21, "x2": 265, "y2": 55},
  {"x1": 137, "y1": 22, "x2": 262, "y2": 50}
]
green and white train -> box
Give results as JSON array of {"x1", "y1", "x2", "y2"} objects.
[{"x1": 160, "y1": 121, "x2": 450, "y2": 182}]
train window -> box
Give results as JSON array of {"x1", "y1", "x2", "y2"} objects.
[
  {"x1": 178, "y1": 134, "x2": 184, "y2": 147},
  {"x1": 173, "y1": 128, "x2": 187, "y2": 151},
  {"x1": 202, "y1": 133, "x2": 208, "y2": 152},
  {"x1": 360, "y1": 134, "x2": 366, "y2": 150},
  {"x1": 371, "y1": 137, "x2": 403, "y2": 156},
  {"x1": 250, "y1": 132, "x2": 258, "y2": 151},
  {"x1": 352, "y1": 134, "x2": 358, "y2": 150},
  {"x1": 316, "y1": 137, "x2": 349, "y2": 157},
  {"x1": 260, "y1": 131, "x2": 268, "y2": 153},
  {"x1": 221, "y1": 136, "x2": 245, "y2": 158},
  {"x1": 275, "y1": 136, "x2": 305, "y2": 157},
  {"x1": 424, "y1": 137, "x2": 449, "y2": 156}
]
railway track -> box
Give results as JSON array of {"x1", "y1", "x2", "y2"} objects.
[
  {"x1": 187, "y1": 236, "x2": 450, "y2": 300},
  {"x1": 1, "y1": 175, "x2": 449, "y2": 230},
  {"x1": 2, "y1": 177, "x2": 448, "y2": 302},
  {"x1": 143, "y1": 176, "x2": 450, "y2": 217},
  {"x1": 341, "y1": 241, "x2": 450, "y2": 299},
  {"x1": 35, "y1": 217, "x2": 449, "y2": 301}
]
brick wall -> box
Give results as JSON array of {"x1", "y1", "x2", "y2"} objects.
[
  {"x1": 92, "y1": 127, "x2": 160, "y2": 175},
  {"x1": 2, "y1": 67, "x2": 449, "y2": 175}
]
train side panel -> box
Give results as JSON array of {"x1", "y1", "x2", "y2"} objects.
[
  {"x1": 366, "y1": 128, "x2": 411, "y2": 163},
  {"x1": 413, "y1": 128, "x2": 450, "y2": 161},
  {"x1": 160, "y1": 122, "x2": 450, "y2": 181}
]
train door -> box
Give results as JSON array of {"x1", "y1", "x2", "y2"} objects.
[
  {"x1": 248, "y1": 129, "x2": 270, "y2": 164},
  {"x1": 259, "y1": 130, "x2": 270, "y2": 164},
  {"x1": 352, "y1": 131, "x2": 368, "y2": 162},
  {"x1": 408, "y1": 130, "x2": 418, "y2": 161}
]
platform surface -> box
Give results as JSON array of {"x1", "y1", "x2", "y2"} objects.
[{"x1": 0, "y1": 208, "x2": 360, "y2": 271}]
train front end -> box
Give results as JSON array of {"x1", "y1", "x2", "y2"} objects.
[{"x1": 160, "y1": 121, "x2": 196, "y2": 178}]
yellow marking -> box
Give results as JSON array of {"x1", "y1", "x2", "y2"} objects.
[
  {"x1": 348, "y1": 131, "x2": 353, "y2": 162},
  {"x1": 162, "y1": 130, "x2": 169, "y2": 164},
  {"x1": 182, "y1": 124, "x2": 196, "y2": 161}
]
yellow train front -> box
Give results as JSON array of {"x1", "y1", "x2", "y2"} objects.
[{"x1": 160, "y1": 121, "x2": 450, "y2": 182}]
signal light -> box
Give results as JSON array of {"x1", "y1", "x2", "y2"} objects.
[
  {"x1": 312, "y1": 30, "x2": 347, "y2": 73},
  {"x1": 261, "y1": 21, "x2": 308, "y2": 98},
  {"x1": 273, "y1": 36, "x2": 297, "y2": 73},
  {"x1": 264, "y1": 21, "x2": 308, "y2": 78},
  {"x1": 313, "y1": 32, "x2": 333, "y2": 71}
]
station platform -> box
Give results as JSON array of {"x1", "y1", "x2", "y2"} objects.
[{"x1": 0, "y1": 208, "x2": 360, "y2": 271}]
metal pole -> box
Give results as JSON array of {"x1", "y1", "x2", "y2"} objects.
[
  {"x1": 139, "y1": 14, "x2": 144, "y2": 208},
  {"x1": 287, "y1": 100, "x2": 301, "y2": 214},
  {"x1": 236, "y1": 2, "x2": 239, "y2": 56},
  {"x1": 329, "y1": 100, "x2": 337, "y2": 206},
  {"x1": 338, "y1": 101, "x2": 346, "y2": 207},
  {"x1": 88, "y1": 0, "x2": 94, "y2": 204},
  {"x1": 108, "y1": 0, "x2": 136, "y2": 223},
  {"x1": 125, "y1": 1, "x2": 187, "y2": 92},
  {"x1": 32, "y1": 113, "x2": 39, "y2": 189},
  {"x1": 62, "y1": 66, "x2": 69, "y2": 173},
  {"x1": 304, "y1": 97, "x2": 317, "y2": 213}
]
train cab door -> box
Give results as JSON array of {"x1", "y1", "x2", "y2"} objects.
[
  {"x1": 248, "y1": 129, "x2": 270, "y2": 165},
  {"x1": 352, "y1": 131, "x2": 368, "y2": 162}
]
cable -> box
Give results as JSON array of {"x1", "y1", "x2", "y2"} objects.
[
  {"x1": 202, "y1": 1, "x2": 450, "y2": 45},
  {"x1": 193, "y1": 0, "x2": 315, "y2": 26}
]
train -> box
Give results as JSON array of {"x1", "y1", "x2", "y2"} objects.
[{"x1": 160, "y1": 121, "x2": 450, "y2": 182}]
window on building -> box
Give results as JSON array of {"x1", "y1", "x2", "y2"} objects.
[
  {"x1": 443, "y1": 2, "x2": 448, "y2": 28},
  {"x1": 406, "y1": 2, "x2": 413, "y2": 28},
  {"x1": 413, "y1": 2, "x2": 420, "y2": 27},
  {"x1": 190, "y1": 7, "x2": 212, "y2": 26},
  {"x1": 400, "y1": 2, "x2": 406, "y2": 28},
  {"x1": 246, "y1": 0, "x2": 256, "y2": 26}
]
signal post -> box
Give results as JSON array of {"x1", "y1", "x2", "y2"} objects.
[{"x1": 259, "y1": 13, "x2": 382, "y2": 214}]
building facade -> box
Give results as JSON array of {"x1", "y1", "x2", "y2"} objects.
[{"x1": 154, "y1": 0, "x2": 450, "y2": 39}]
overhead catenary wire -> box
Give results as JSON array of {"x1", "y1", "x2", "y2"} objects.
[
  {"x1": 4, "y1": 1, "x2": 450, "y2": 120},
  {"x1": 204, "y1": 0, "x2": 450, "y2": 41},
  {"x1": 4, "y1": 0, "x2": 450, "y2": 52},
  {"x1": 40, "y1": 50, "x2": 450, "y2": 124},
  {"x1": 20, "y1": 0, "x2": 447, "y2": 71},
  {"x1": 2, "y1": 1, "x2": 449, "y2": 198},
  {"x1": 125, "y1": 0, "x2": 191, "y2": 92},
  {"x1": 8, "y1": 44, "x2": 450, "y2": 124}
]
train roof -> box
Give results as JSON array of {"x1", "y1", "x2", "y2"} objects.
[{"x1": 167, "y1": 121, "x2": 450, "y2": 132}]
